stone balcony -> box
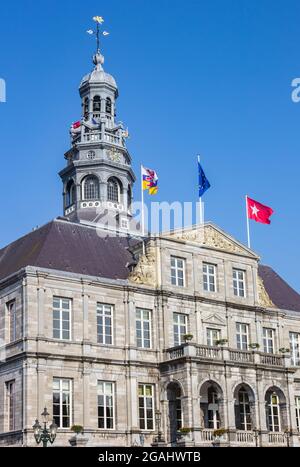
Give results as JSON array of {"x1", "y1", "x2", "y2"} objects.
[{"x1": 164, "y1": 343, "x2": 293, "y2": 370}]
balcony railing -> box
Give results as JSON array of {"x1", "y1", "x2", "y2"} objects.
[
  {"x1": 165, "y1": 343, "x2": 289, "y2": 368},
  {"x1": 268, "y1": 432, "x2": 286, "y2": 444},
  {"x1": 81, "y1": 131, "x2": 123, "y2": 146},
  {"x1": 235, "y1": 430, "x2": 255, "y2": 444}
]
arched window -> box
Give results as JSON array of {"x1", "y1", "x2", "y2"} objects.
[
  {"x1": 266, "y1": 392, "x2": 281, "y2": 432},
  {"x1": 93, "y1": 95, "x2": 101, "y2": 112},
  {"x1": 237, "y1": 388, "x2": 251, "y2": 431},
  {"x1": 107, "y1": 177, "x2": 120, "y2": 203},
  {"x1": 207, "y1": 387, "x2": 220, "y2": 429},
  {"x1": 66, "y1": 180, "x2": 76, "y2": 207},
  {"x1": 83, "y1": 97, "x2": 89, "y2": 119},
  {"x1": 82, "y1": 176, "x2": 99, "y2": 200},
  {"x1": 106, "y1": 97, "x2": 112, "y2": 114},
  {"x1": 200, "y1": 381, "x2": 223, "y2": 430},
  {"x1": 127, "y1": 186, "x2": 132, "y2": 210}
]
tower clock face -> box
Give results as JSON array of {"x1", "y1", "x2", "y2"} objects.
[{"x1": 87, "y1": 150, "x2": 96, "y2": 160}]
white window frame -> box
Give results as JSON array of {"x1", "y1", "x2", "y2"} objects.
[
  {"x1": 263, "y1": 328, "x2": 275, "y2": 354},
  {"x1": 53, "y1": 297, "x2": 71, "y2": 341},
  {"x1": 295, "y1": 396, "x2": 300, "y2": 432},
  {"x1": 138, "y1": 384, "x2": 155, "y2": 431},
  {"x1": 207, "y1": 328, "x2": 221, "y2": 346},
  {"x1": 97, "y1": 303, "x2": 114, "y2": 345},
  {"x1": 238, "y1": 389, "x2": 252, "y2": 431},
  {"x1": 173, "y1": 313, "x2": 187, "y2": 346},
  {"x1": 6, "y1": 380, "x2": 15, "y2": 431},
  {"x1": 170, "y1": 256, "x2": 186, "y2": 287},
  {"x1": 203, "y1": 263, "x2": 217, "y2": 292},
  {"x1": 7, "y1": 301, "x2": 17, "y2": 343},
  {"x1": 52, "y1": 378, "x2": 72, "y2": 429},
  {"x1": 97, "y1": 381, "x2": 115, "y2": 430},
  {"x1": 233, "y1": 268, "x2": 246, "y2": 297},
  {"x1": 267, "y1": 393, "x2": 281, "y2": 432},
  {"x1": 290, "y1": 332, "x2": 300, "y2": 366},
  {"x1": 136, "y1": 308, "x2": 152, "y2": 349},
  {"x1": 236, "y1": 322, "x2": 249, "y2": 350}
]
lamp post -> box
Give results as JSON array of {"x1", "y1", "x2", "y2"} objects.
[{"x1": 33, "y1": 407, "x2": 57, "y2": 447}]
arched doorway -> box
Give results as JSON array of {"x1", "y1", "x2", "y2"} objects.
[{"x1": 167, "y1": 382, "x2": 182, "y2": 444}]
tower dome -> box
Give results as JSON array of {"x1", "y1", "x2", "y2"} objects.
[{"x1": 79, "y1": 52, "x2": 117, "y2": 91}]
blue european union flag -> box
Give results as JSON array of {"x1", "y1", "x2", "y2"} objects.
[{"x1": 198, "y1": 162, "x2": 211, "y2": 197}]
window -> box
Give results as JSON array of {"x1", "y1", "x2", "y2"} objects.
[
  {"x1": 207, "y1": 328, "x2": 220, "y2": 346},
  {"x1": 263, "y1": 328, "x2": 275, "y2": 354},
  {"x1": 53, "y1": 378, "x2": 72, "y2": 428},
  {"x1": 236, "y1": 323, "x2": 249, "y2": 350},
  {"x1": 93, "y1": 95, "x2": 101, "y2": 112},
  {"x1": 233, "y1": 269, "x2": 246, "y2": 297},
  {"x1": 66, "y1": 180, "x2": 76, "y2": 207},
  {"x1": 7, "y1": 301, "x2": 17, "y2": 342},
  {"x1": 203, "y1": 263, "x2": 216, "y2": 292},
  {"x1": 266, "y1": 392, "x2": 281, "y2": 432},
  {"x1": 138, "y1": 384, "x2": 154, "y2": 430},
  {"x1": 107, "y1": 178, "x2": 120, "y2": 203},
  {"x1": 238, "y1": 389, "x2": 251, "y2": 431},
  {"x1": 173, "y1": 313, "x2": 187, "y2": 346},
  {"x1": 136, "y1": 309, "x2": 152, "y2": 349},
  {"x1": 290, "y1": 332, "x2": 300, "y2": 366},
  {"x1": 97, "y1": 303, "x2": 113, "y2": 345},
  {"x1": 207, "y1": 387, "x2": 220, "y2": 429},
  {"x1": 295, "y1": 397, "x2": 300, "y2": 431},
  {"x1": 127, "y1": 186, "x2": 132, "y2": 210},
  {"x1": 98, "y1": 381, "x2": 115, "y2": 429},
  {"x1": 83, "y1": 97, "x2": 89, "y2": 117},
  {"x1": 6, "y1": 381, "x2": 15, "y2": 431},
  {"x1": 53, "y1": 297, "x2": 71, "y2": 340},
  {"x1": 83, "y1": 176, "x2": 99, "y2": 200},
  {"x1": 171, "y1": 256, "x2": 185, "y2": 287},
  {"x1": 120, "y1": 218, "x2": 129, "y2": 230},
  {"x1": 106, "y1": 97, "x2": 112, "y2": 114}
]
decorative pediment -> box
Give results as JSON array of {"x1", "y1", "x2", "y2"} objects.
[
  {"x1": 128, "y1": 246, "x2": 157, "y2": 287},
  {"x1": 202, "y1": 313, "x2": 226, "y2": 326},
  {"x1": 257, "y1": 276, "x2": 275, "y2": 308},
  {"x1": 163, "y1": 223, "x2": 257, "y2": 258}
]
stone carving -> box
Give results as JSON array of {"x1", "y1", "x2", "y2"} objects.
[
  {"x1": 129, "y1": 247, "x2": 156, "y2": 286},
  {"x1": 202, "y1": 225, "x2": 245, "y2": 254},
  {"x1": 257, "y1": 276, "x2": 275, "y2": 308},
  {"x1": 166, "y1": 225, "x2": 246, "y2": 254}
]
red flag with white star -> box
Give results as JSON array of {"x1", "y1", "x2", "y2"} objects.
[{"x1": 247, "y1": 196, "x2": 274, "y2": 224}]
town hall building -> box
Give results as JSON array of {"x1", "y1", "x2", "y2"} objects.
[{"x1": 1, "y1": 38, "x2": 300, "y2": 447}]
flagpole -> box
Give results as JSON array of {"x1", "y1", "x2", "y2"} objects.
[
  {"x1": 197, "y1": 155, "x2": 204, "y2": 224},
  {"x1": 245, "y1": 195, "x2": 251, "y2": 249},
  {"x1": 141, "y1": 165, "x2": 145, "y2": 254}
]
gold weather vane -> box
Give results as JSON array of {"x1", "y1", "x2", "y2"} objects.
[{"x1": 86, "y1": 16, "x2": 110, "y2": 53}]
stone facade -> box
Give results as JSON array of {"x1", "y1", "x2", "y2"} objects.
[{"x1": 0, "y1": 223, "x2": 300, "y2": 447}]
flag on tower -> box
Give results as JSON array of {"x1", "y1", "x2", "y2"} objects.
[
  {"x1": 142, "y1": 166, "x2": 158, "y2": 195},
  {"x1": 198, "y1": 160, "x2": 211, "y2": 197},
  {"x1": 246, "y1": 197, "x2": 274, "y2": 224},
  {"x1": 71, "y1": 121, "x2": 81, "y2": 129}
]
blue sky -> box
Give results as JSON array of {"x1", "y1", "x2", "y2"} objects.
[{"x1": 0, "y1": 0, "x2": 300, "y2": 291}]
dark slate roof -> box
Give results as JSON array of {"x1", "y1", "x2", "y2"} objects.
[
  {"x1": 0, "y1": 219, "x2": 138, "y2": 281},
  {"x1": 258, "y1": 265, "x2": 300, "y2": 312},
  {"x1": 1, "y1": 219, "x2": 300, "y2": 312}
]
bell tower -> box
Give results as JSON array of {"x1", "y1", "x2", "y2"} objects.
[{"x1": 59, "y1": 20, "x2": 138, "y2": 235}]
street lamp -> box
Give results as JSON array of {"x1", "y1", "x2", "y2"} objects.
[{"x1": 33, "y1": 407, "x2": 57, "y2": 447}]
